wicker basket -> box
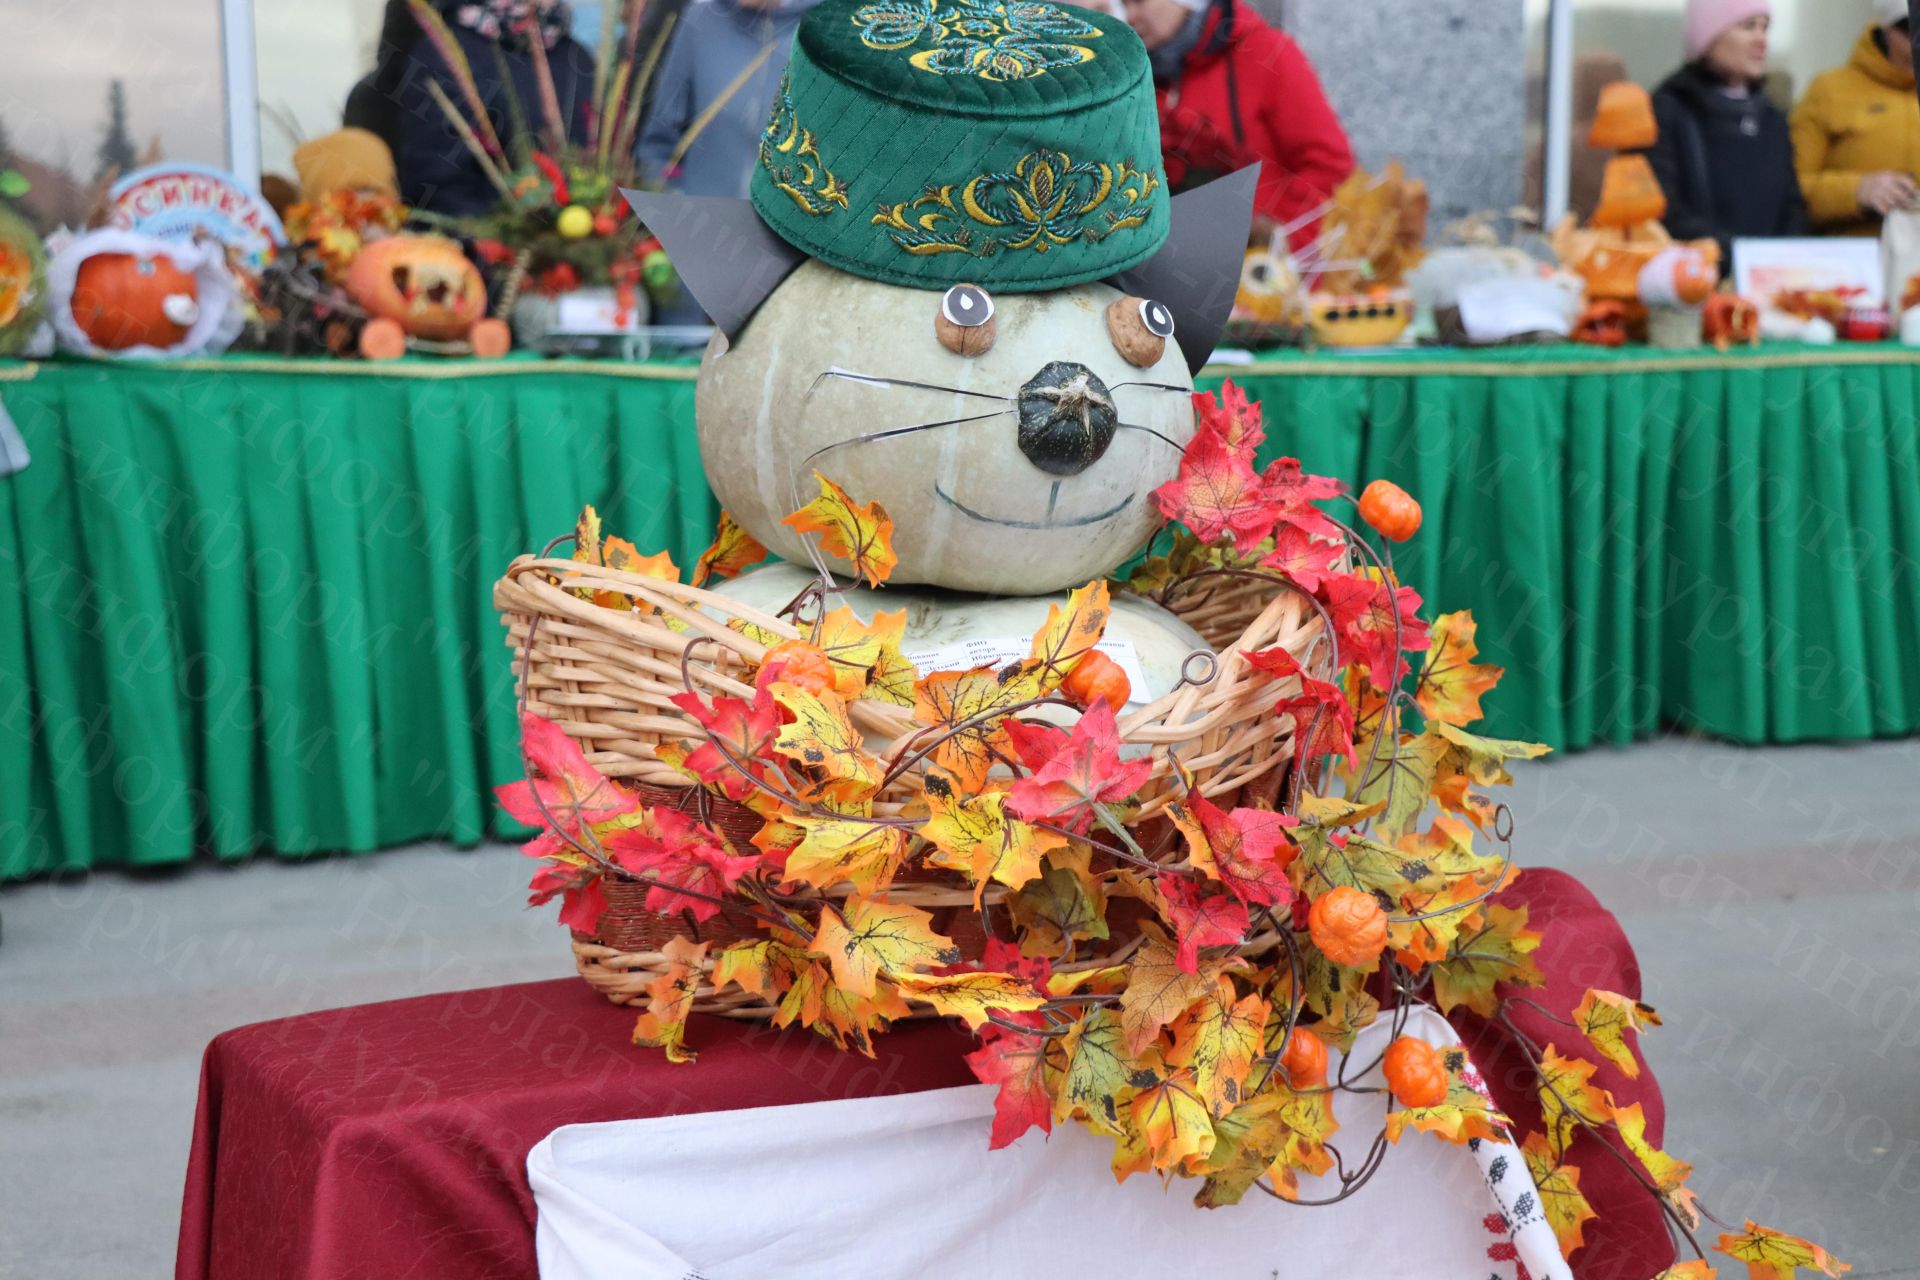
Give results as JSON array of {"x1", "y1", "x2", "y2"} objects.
[{"x1": 494, "y1": 555, "x2": 1328, "y2": 1011}]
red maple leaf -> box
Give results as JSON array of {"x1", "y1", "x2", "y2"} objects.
[
  {"x1": 527, "y1": 861, "x2": 609, "y2": 933},
  {"x1": 1261, "y1": 522, "x2": 1344, "y2": 594},
  {"x1": 605, "y1": 808, "x2": 759, "y2": 923},
  {"x1": 1192, "y1": 796, "x2": 1299, "y2": 908},
  {"x1": 1006, "y1": 702, "x2": 1153, "y2": 835},
  {"x1": 1242, "y1": 646, "x2": 1356, "y2": 766},
  {"x1": 670, "y1": 686, "x2": 781, "y2": 804},
  {"x1": 495, "y1": 714, "x2": 640, "y2": 859},
  {"x1": 964, "y1": 1012, "x2": 1054, "y2": 1149},
  {"x1": 980, "y1": 936, "x2": 1054, "y2": 991},
  {"x1": 1002, "y1": 717, "x2": 1070, "y2": 773},
  {"x1": 1260, "y1": 457, "x2": 1347, "y2": 541},
  {"x1": 1340, "y1": 578, "x2": 1430, "y2": 690},
  {"x1": 1158, "y1": 875, "x2": 1251, "y2": 973},
  {"x1": 1193, "y1": 382, "x2": 1265, "y2": 460},
  {"x1": 1153, "y1": 428, "x2": 1276, "y2": 552}
]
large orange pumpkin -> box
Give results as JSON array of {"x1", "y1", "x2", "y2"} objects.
[
  {"x1": 70, "y1": 252, "x2": 201, "y2": 351},
  {"x1": 1589, "y1": 82, "x2": 1659, "y2": 151},
  {"x1": 345, "y1": 234, "x2": 487, "y2": 342},
  {"x1": 1591, "y1": 155, "x2": 1668, "y2": 230}
]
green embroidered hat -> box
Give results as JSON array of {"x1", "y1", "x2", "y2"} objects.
[{"x1": 751, "y1": 0, "x2": 1170, "y2": 294}]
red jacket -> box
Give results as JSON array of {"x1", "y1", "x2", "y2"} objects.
[{"x1": 1155, "y1": 0, "x2": 1355, "y2": 248}]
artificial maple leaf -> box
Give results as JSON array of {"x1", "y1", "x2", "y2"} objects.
[
  {"x1": 1260, "y1": 456, "x2": 1347, "y2": 541},
  {"x1": 811, "y1": 606, "x2": 915, "y2": 703},
  {"x1": 632, "y1": 936, "x2": 708, "y2": 1063},
  {"x1": 496, "y1": 713, "x2": 640, "y2": 859},
  {"x1": 1027, "y1": 579, "x2": 1113, "y2": 689},
  {"x1": 1193, "y1": 381, "x2": 1266, "y2": 459},
  {"x1": 1056, "y1": 1007, "x2": 1135, "y2": 1132},
  {"x1": 670, "y1": 685, "x2": 782, "y2": 808},
  {"x1": 1573, "y1": 989, "x2": 1663, "y2": 1080},
  {"x1": 691, "y1": 509, "x2": 768, "y2": 586},
  {"x1": 1296, "y1": 794, "x2": 1385, "y2": 828},
  {"x1": 809, "y1": 895, "x2": 960, "y2": 997},
  {"x1": 1119, "y1": 929, "x2": 1213, "y2": 1055},
  {"x1": 966, "y1": 1012, "x2": 1055, "y2": 1149},
  {"x1": 1650, "y1": 1265, "x2": 1719, "y2": 1279},
  {"x1": 1169, "y1": 792, "x2": 1298, "y2": 908},
  {"x1": 1260, "y1": 523, "x2": 1344, "y2": 594},
  {"x1": 781, "y1": 470, "x2": 898, "y2": 587},
  {"x1": 921, "y1": 770, "x2": 1062, "y2": 905},
  {"x1": 1007, "y1": 701, "x2": 1153, "y2": 836},
  {"x1": 1612, "y1": 1101, "x2": 1693, "y2": 1193},
  {"x1": 771, "y1": 682, "x2": 884, "y2": 802},
  {"x1": 1343, "y1": 730, "x2": 1451, "y2": 843},
  {"x1": 1129, "y1": 1052, "x2": 1218, "y2": 1171},
  {"x1": 1156, "y1": 875, "x2": 1251, "y2": 974},
  {"x1": 1537, "y1": 1046, "x2": 1614, "y2": 1160},
  {"x1": 570, "y1": 504, "x2": 604, "y2": 588},
  {"x1": 813, "y1": 972, "x2": 912, "y2": 1057},
  {"x1": 1715, "y1": 1222, "x2": 1849, "y2": 1279},
  {"x1": 1167, "y1": 975, "x2": 1268, "y2": 1117},
  {"x1": 892, "y1": 970, "x2": 1047, "y2": 1030},
  {"x1": 913, "y1": 658, "x2": 1049, "y2": 789},
  {"x1": 1153, "y1": 428, "x2": 1275, "y2": 552},
  {"x1": 1291, "y1": 825, "x2": 1439, "y2": 905},
  {"x1": 711, "y1": 937, "x2": 810, "y2": 998},
  {"x1": 1338, "y1": 574, "x2": 1430, "y2": 690},
  {"x1": 1434, "y1": 720, "x2": 1553, "y2": 787},
  {"x1": 1416, "y1": 611, "x2": 1504, "y2": 727},
  {"x1": 1046, "y1": 964, "x2": 1129, "y2": 998},
  {"x1": 1009, "y1": 846, "x2": 1110, "y2": 955},
  {"x1": 526, "y1": 861, "x2": 608, "y2": 933},
  {"x1": 1521, "y1": 1130, "x2": 1599, "y2": 1258},
  {"x1": 1428, "y1": 902, "x2": 1545, "y2": 1017},
  {"x1": 781, "y1": 812, "x2": 908, "y2": 895},
  {"x1": 1242, "y1": 645, "x2": 1355, "y2": 767},
  {"x1": 1193, "y1": 1084, "x2": 1337, "y2": 1206},
  {"x1": 1384, "y1": 1043, "x2": 1510, "y2": 1145},
  {"x1": 604, "y1": 808, "x2": 760, "y2": 923}
]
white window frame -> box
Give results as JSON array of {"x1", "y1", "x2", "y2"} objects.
[
  {"x1": 1542, "y1": 0, "x2": 1574, "y2": 227},
  {"x1": 220, "y1": 0, "x2": 262, "y2": 189}
]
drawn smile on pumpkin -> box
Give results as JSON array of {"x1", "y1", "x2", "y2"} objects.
[{"x1": 934, "y1": 481, "x2": 1135, "y2": 530}]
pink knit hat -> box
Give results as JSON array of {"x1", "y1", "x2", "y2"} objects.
[{"x1": 1685, "y1": 0, "x2": 1772, "y2": 60}]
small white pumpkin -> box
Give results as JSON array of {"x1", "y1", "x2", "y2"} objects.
[{"x1": 696, "y1": 260, "x2": 1196, "y2": 596}]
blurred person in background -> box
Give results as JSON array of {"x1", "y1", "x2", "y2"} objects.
[
  {"x1": 1790, "y1": 0, "x2": 1919, "y2": 235},
  {"x1": 636, "y1": 0, "x2": 820, "y2": 198},
  {"x1": 1122, "y1": 0, "x2": 1353, "y2": 249},
  {"x1": 1646, "y1": 0, "x2": 1807, "y2": 263},
  {"x1": 345, "y1": 0, "x2": 424, "y2": 158},
  {"x1": 392, "y1": 0, "x2": 596, "y2": 217}
]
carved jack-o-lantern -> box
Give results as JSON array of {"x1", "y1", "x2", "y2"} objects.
[
  {"x1": 345, "y1": 235, "x2": 487, "y2": 342},
  {"x1": 70, "y1": 252, "x2": 201, "y2": 351},
  {"x1": 0, "y1": 205, "x2": 44, "y2": 356}
]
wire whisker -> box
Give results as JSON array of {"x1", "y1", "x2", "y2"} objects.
[
  {"x1": 1116, "y1": 422, "x2": 1189, "y2": 451},
  {"x1": 809, "y1": 367, "x2": 1013, "y2": 404}
]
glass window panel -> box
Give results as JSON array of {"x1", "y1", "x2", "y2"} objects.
[{"x1": 253, "y1": 0, "x2": 388, "y2": 182}]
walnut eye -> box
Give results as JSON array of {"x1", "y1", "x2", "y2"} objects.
[
  {"x1": 1107, "y1": 295, "x2": 1173, "y2": 367},
  {"x1": 936, "y1": 283, "x2": 996, "y2": 356}
]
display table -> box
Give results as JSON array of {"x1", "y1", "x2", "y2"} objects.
[
  {"x1": 5, "y1": 344, "x2": 1918, "y2": 877},
  {"x1": 174, "y1": 869, "x2": 1675, "y2": 1280}
]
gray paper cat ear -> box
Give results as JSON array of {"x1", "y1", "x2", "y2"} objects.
[
  {"x1": 1108, "y1": 164, "x2": 1262, "y2": 375},
  {"x1": 620, "y1": 190, "x2": 804, "y2": 339}
]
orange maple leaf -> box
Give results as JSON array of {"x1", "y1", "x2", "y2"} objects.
[
  {"x1": 1415, "y1": 611, "x2": 1503, "y2": 727},
  {"x1": 691, "y1": 509, "x2": 768, "y2": 586},
  {"x1": 781, "y1": 471, "x2": 898, "y2": 587}
]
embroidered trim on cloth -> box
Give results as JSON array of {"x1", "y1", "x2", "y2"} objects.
[
  {"x1": 852, "y1": 0, "x2": 1101, "y2": 81},
  {"x1": 872, "y1": 150, "x2": 1159, "y2": 256},
  {"x1": 759, "y1": 74, "x2": 850, "y2": 216}
]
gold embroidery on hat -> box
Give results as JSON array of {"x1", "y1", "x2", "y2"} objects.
[
  {"x1": 853, "y1": 0, "x2": 1101, "y2": 81},
  {"x1": 758, "y1": 72, "x2": 850, "y2": 216},
  {"x1": 872, "y1": 150, "x2": 1159, "y2": 256}
]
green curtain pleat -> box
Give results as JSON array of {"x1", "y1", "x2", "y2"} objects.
[{"x1": 3, "y1": 347, "x2": 1918, "y2": 880}]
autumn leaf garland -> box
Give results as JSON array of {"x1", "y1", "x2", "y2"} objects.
[{"x1": 499, "y1": 383, "x2": 1842, "y2": 1278}]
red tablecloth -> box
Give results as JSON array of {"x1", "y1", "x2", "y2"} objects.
[{"x1": 176, "y1": 869, "x2": 1674, "y2": 1280}]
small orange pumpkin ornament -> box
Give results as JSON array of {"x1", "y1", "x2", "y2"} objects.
[
  {"x1": 70, "y1": 252, "x2": 201, "y2": 350},
  {"x1": 1307, "y1": 886, "x2": 1388, "y2": 968},
  {"x1": 1383, "y1": 1036, "x2": 1449, "y2": 1109},
  {"x1": 1062, "y1": 650, "x2": 1131, "y2": 712},
  {"x1": 1702, "y1": 292, "x2": 1759, "y2": 351},
  {"x1": 762, "y1": 640, "x2": 837, "y2": 697},
  {"x1": 1358, "y1": 479, "x2": 1422, "y2": 543},
  {"x1": 1573, "y1": 300, "x2": 1631, "y2": 347},
  {"x1": 1280, "y1": 1026, "x2": 1329, "y2": 1088},
  {"x1": 1590, "y1": 155, "x2": 1668, "y2": 230},
  {"x1": 1588, "y1": 82, "x2": 1659, "y2": 151},
  {"x1": 346, "y1": 234, "x2": 488, "y2": 343}
]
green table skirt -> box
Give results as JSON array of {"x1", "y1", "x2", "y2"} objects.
[{"x1": 3, "y1": 345, "x2": 1917, "y2": 879}]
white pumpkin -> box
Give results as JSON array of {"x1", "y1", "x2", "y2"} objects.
[
  {"x1": 712, "y1": 563, "x2": 1209, "y2": 711},
  {"x1": 696, "y1": 260, "x2": 1196, "y2": 596}
]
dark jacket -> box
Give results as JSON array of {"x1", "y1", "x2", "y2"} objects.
[
  {"x1": 1647, "y1": 62, "x2": 1809, "y2": 263},
  {"x1": 343, "y1": 0, "x2": 422, "y2": 160},
  {"x1": 391, "y1": 21, "x2": 595, "y2": 217}
]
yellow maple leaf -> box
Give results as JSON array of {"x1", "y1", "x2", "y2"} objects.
[
  {"x1": 894, "y1": 970, "x2": 1048, "y2": 1030},
  {"x1": 1385, "y1": 1043, "x2": 1511, "y2": 1145},
  {"x1": 1129, "y1": 1055, "x2": 1217, "y2": 1172},
  {"x1": 1650, "y1": 1263, "x2": 1718, "y2": 1279},
  {"x1": 1166, "y1": 975, "x2": 1269, "y2": 1118},
  {"x1": 809, "y1": 896, "x2": 960, "y2": 997},
  {"x1": 691, "y1": 509, "x2": 768, "y2": 586},
  {"x1": 770, "y1": 682, "x2": 884, "y2": 802},
  {"x1": 1056, "y1": 1007, "x2": 1135, "y2": 1132},
  {"x1": 1537, "y1": 1046, "x2": 1613, "y2": 1160},
  {"x1": 711, "y1": 937, "x2": 809, "y2": 997},
  {"x1": 812, "y1": 606, "x2": 915, "y2": 703},
  {"x1": 1612, "y1": 1100, "x2": 1693, "y2": 1192},
  {"x1": 1027, "y1": 580, "x2": 1112, "y2": 689},
  {"x1": 911, "y1": 658, "x2": 1049, "y2": 789},
  {"x1": 781, "y1": 470, "x2": 898, "y2": 588},
  {"x1": 1118, "y1": 929, "x2": 1213, "y2": 1055},
  {"x1": 782, "y1": 813, "x2": 908, "y2": 895},
  {"x1": 1522, "y1": 1130, "x2": 1598, "y2": 1258},
  {"x1": 1715, "y1": 1221, "x2": 1849, "y2": 1280},
  {"x1": 1573, "y1": 988, "x2": 1662, "y2": 1079},
  {"x1": 921, "y1": 771, "x2": 1063, "y2": 905},
  {"x1": 631, "y1": 936, "x2": 708, "y2": 1063},
  {"x1": 1415, "y1": 611, "x2": 1504, "y2": 727}
]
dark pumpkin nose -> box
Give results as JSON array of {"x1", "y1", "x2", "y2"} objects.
[{"x1": 1016, "y1": 361, "x2": 1118, "y2": 477}]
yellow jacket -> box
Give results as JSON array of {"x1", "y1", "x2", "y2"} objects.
[{"x1": 1791, "y1": 25, "x2": 1920, "y2": 235}]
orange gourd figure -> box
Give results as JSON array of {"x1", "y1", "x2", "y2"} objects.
[
  {"x1": 70, "y1": 252, "x2": 200, "y2": 350},
  {"x1": 1307, "y1": 886, "x2": 1388, "y2": 968},
  {"x1": 1591, "y1": 155, "x2": 1668, "y2": 231},
  {"x1": 345, "y1": 234, "x2": 510, "y2": 359},
  {"x1": 1703, "y1": 292, "x2": 1760, "y2": 351},
  {"x1": 1383, "y1": 1036, "x2": 1449, "y2": 1109},
  {"x1": 1588, "y1": 83, "x2": 1659, "y2": 151}
]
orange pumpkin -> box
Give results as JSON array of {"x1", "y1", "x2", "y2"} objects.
[
  {"x1": 1589, "y1": 82, "x2": 1659, "y2": 152},
  {"x1": 1591, "y1": 155, "x2": 1667, "y2": 230},
  {"x1": 1063, "y1": 650, "x2": 1131, "y2": 713},
  {"x1": 345, "y1": 234, "x2": 487, "y2": 342},
  {"x1": 1307, "y1": 886, "x2": 1388, "y2": 968},
  {"x1": 70, "y1": 252, "x2": 200, "y2": 350},
  {"x1": 1670, "y1": 254, "x2": 1716, "y2": 308},
  {"x1": 1358, "y1": 480, "x2": 1421, "y2": 543},
  {"x1": 1703, "y1": 293, "x2": 1759, "y2": 351},
  {"x1": 1574, "y1": 300, "x2": 1631, "y2": 347},
  {"x1": 1382, "y1": 1036, "x2": 1449, "y2": 1109},
  {"x1": 761, "y1": 640, "x2": 837, "y2": 698},
  {"x1": 1279, "y1": 1026, "x2": 1328, "y2": 1088}
]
